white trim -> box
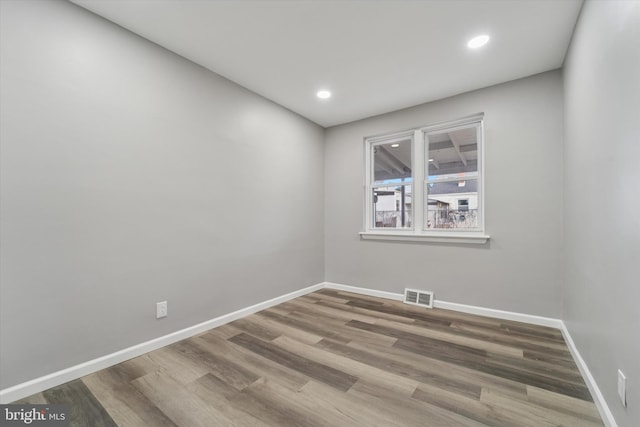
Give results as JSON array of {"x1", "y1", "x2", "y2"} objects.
[
  {"x1": 419, "y1": 112, "x2": 485, "y2": 134},
  {"x1": 433, "y1": 300, "x2": 562, "y2": 329},
  {"x1": 359, "y1": 231, "x2": 490, "y2": 244},
  {"x1": 423, "y1": 118, "x2": 485, "y2": 234},
  {"x1": 324, "y1": 282, "x2": 404, "y2": 301},
  {"x1": 413, "y1": 129, "x2": 425, "y2": 230},
  {"x1": 0, "y1": 282, "x2": 324, "y2": 404},
  {"x1": 362, "y1": 113, "x2": 484, "y2": 142},
  {"x1": 560, "y1": 323, "x2": 618, "y2": 427},
  {"x1": 364, "y1": 132, "x2": 416, "y2": 231},
  {"x1": 371, "y1": 181, "x2": 415, "y2": 190},
  {"x1": 365, "y1": 130, "x2": 414, "y2": 144},
  {"x1": 322, "y1": 282, "x2": 616, "y2": 426},
  {"x1": 1, "y1": 280, "x2": 617, "y2": 427},
  {"x1": 424, "y1": 173, "x2": 479, "y2": 184},
  {"x1": 478, "y1": 121, "x2": 485, "y2": 232},
  {"x1": 364, "y1": 114, "x2": 486, "y2": 239},
  {"x1": 326, "y1": 282, "x2": 560, "y2": 328}
]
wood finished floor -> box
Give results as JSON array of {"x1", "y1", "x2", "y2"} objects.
[{"x1": 16, "y1": 289, "x2": 603, "y2": 426}]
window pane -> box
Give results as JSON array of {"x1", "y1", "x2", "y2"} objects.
[
  {"x1": 425, "y1": 179, "x2": 478, "y2": 229},
  {"x1": 373, "y1": 185, "x2": 412, "y2": 228},
  {"x1": 374, "y1": 139, "x2": 412, "y2": 185},
  {"x1": 427, "y1": 125, "x2": 478, "y2": 180}
]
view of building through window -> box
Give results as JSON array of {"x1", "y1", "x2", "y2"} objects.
[
  {"x1": 425, "y1": 124, "x2": 479, "y2": 229},
  {"x1": 373, "y1": 185, "x2": 412, "y2": 228},
  {"x1": 372, "y1": 138, "x2": 412, "y2": 228},
  {"x1": 425, "y1": 180, "x2": 478, "y2": 229},
  {"x1": 366, "y1": 116, "x2": 483, "y2": 233}
]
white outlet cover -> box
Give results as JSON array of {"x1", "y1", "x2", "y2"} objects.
[
  {"x1": 617, "y1": 369, "x2": 627, "y2": 407},
  {"x1": 156, "y1": 301, "x2": 168, "y2": 319}
]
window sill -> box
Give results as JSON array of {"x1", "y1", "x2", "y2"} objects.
[{"x1": 359, "y1": 231, "x2": 490, "y2": 244}]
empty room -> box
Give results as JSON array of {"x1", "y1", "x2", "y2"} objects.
[{"x1": 0, "y1": 0, "x2": 638, "y2": 426}]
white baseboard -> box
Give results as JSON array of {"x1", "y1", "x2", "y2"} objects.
[
  {"x1": 0, "y1": 282, "x2": 324, "y2": 404},
  {"x1": 323, "y1": 281, "x2": 616, "y2": 426},
  {"x1": 323, "y1": 282, "x2": 404, "y2": 301},
  {"x1": 433, "y1": 300, "x2": 563, "y2": 329},
  {"x1": 559, "y1": 322, "x2": 618, "y2": 427},
  {"x1": 0, "y1": 280, "x2": 618, "y2": 427},
  {"x1": 324, "y1": 281, "x2": 562, "y2": 328}
]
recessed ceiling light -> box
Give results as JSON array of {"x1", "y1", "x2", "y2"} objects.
[
  {"x1": 428, "y1": 158, "x2": 434, "y2": 162},
  {"x1": 316, "y1": 90, "x2": 331, "y2": 99},
  {"x1": 391, "y1": 143, "x2": 400, "y2": 148},
  {"x1": 467, "y1": 35, "x2": 490, "y2": 49}
]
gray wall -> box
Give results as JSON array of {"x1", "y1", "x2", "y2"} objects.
[
  {"x1": 0, "y1": 0, "x2": 324, "y2": 389},
  {"x1": 562, "y1": 1, "x2": 640, "y2": 426},
  {"x1": 3, "y1": 4, "x2": 637, "y2": 426},
  {"x1": 325, "y1": 71, "x2": 564, "y2": 318}
]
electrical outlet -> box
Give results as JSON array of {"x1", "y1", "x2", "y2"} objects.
[
  {"x1": 617, "y1": 369, "x2": 627, "y2": 407},
  {"x1": 156, "y1": 301, "x2": 167, "y2": 319}
]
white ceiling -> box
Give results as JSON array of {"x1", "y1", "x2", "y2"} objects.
[{"x1": 70, "y1": 0, "x2": 583, "y2": 128}]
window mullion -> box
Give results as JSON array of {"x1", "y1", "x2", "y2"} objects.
[
  {"x1": 426, "y1": 173, "x2": 479, "y2": 184},
  {"x1": 364, "y1": 139, "x2": 373, "y2": 230},
  {"x1": 413, "y1": 130, "x2": 424, "y2": 232},
  {"x1": 478, "y1": 122, "x2": 485, "y2": 232}
]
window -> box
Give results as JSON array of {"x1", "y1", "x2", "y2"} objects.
[
  {"x1": 425, "y1": 123, "x2": 480, "y2": 231},
  {"x1": 371, "y1": 135, "x2": 413, "y2": 229},
  {"x1": 362, "y1": 114, "x2": 489, "y2": 244}
]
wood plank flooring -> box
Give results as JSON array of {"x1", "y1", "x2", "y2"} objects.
[{"x1": 15, "y1": 289, "x2": 604, "y2": 426}]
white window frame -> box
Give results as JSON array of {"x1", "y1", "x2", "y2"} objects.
[
  {"x1": 361, "y1": 113, "x2": 490, "y2": 244},
  {"x1": 365, "y1": 131, "x2": 415, "y2": 231}
]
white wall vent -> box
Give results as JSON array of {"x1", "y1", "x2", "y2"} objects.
[{"x1": 404, "y1": 288, "x2": 434, "y2": 308}]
